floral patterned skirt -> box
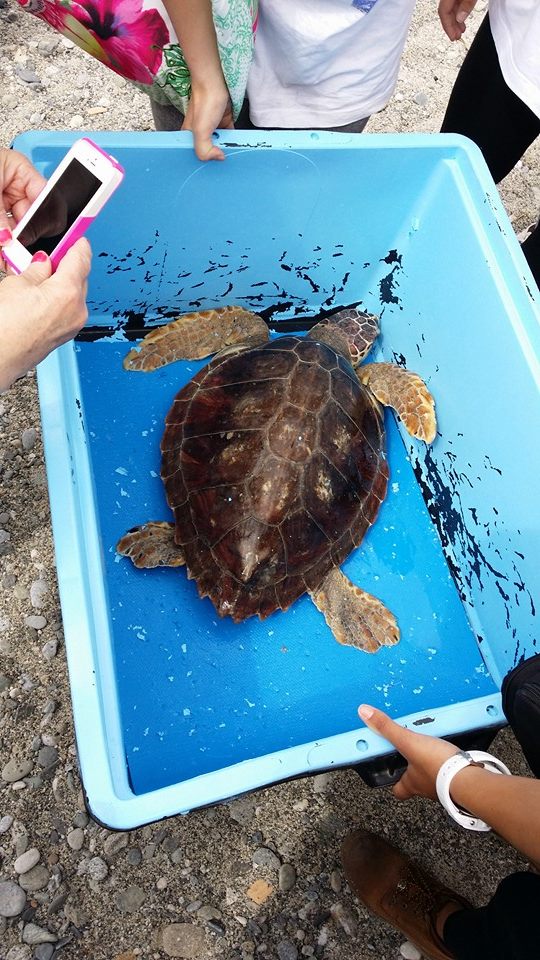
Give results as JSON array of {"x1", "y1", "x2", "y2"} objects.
[{"x1": 17, "y1": 0, "x2": 258, "y2": 119}]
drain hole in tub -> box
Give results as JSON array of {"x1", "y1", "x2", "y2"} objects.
[
  {"x1": 310, "y1": 132, "x2": 320, "y2": 141},
  {"x1": 486, "y1": 704, "x2": 498, "y2": 717},
  {"x1": 356, "y1": 739, "x2": 368, "y2": 753}
]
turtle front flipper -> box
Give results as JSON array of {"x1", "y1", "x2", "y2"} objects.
[
  {"x1": 309, "y1": 568, "x2": 399, "y2": 653},
  {"x1": 117, "y1": 521, "x2": 185, "y2": 568},
  {"x1": 123, "y1": 306, "x2": 269, "y2": 372},
  {"x1": 359, "y1": 363, "x2": 436, "y2": 443}
]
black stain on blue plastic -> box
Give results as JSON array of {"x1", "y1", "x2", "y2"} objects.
[
  {"x1": 379, "y1": 249, "x2": 403, "y2": 307},
  {"x1": 412, "y1": 447, "x2": 510, "y2": 605}
]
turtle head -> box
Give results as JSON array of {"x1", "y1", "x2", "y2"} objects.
[{"x1": 306, "y1": 309, "x2": 380, "y2": 367}]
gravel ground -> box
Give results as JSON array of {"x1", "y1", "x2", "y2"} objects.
[{"x1": 1, "y1": 1, "x2": 539, "y2": 959}]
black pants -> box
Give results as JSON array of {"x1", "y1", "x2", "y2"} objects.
[
  {"x1": 441, "y1": 14, "x2": 540, "y2": 286},
  {"x1": 442, "y1": 654, "x2": 540, "y2": 959}
]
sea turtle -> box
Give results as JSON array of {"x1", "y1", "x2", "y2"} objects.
[{"x1": 117, "y1": 306, "x2": 436, "y2": 653}]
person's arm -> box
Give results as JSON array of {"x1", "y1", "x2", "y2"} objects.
[
  {"x1": 0, "y1": 241, "x2": 92, "y2": 391},
  {"x1": 161, "y1": 0, "x2": 233, "y2": 161},
  {"x1": 438, "y1": 0, "x2": 478, "y2": 41},
  {"x1": 0, "y1": 146, "x2": 92, "y2": 390},
  {"x1": 358, "y1": 704, "x2": 540, "y2": 867}
]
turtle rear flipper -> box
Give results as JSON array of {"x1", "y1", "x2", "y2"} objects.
[
  {"x1": 310, "y1": 568, "x2": 399, "y2": 653},
  {"x1": 359, "y1": 362, "x2": 436, "y2": 443},
  {"x1": 123, "y1": 306, "x2": 269, "y2": 372},
  {"x1": 117, "y1": 521, "x2": 185, "y2": 568}
]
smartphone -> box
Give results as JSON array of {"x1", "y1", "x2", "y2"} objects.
[{"x1": 2, "y1": 138, "x2": 124, "y2": 274}]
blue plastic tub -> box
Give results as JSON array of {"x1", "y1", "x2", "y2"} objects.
[{"x1": 17, "y1": 131, "x2": 539, "y2": 829}]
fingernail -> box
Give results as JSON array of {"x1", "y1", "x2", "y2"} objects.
[
  {"x1": 0, "y1": 228, "x2": 12, "y2": 244},
  {"x1": 359, "y1": 705, "x2": 374, "y2": 720},
  {"x1": 31, "y1": 251, "x2": 49, "y2": 263}
]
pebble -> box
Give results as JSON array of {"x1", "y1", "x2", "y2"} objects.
[
  {"x1": 0, "y1": 814, "x2": 14, "y2": 833},
  {"x1": 329, "y1": 870, "x2": 342, "y2": 894},
  {"x1": 69, "y1": 114, "x2": 84, "y2": 127},
  {"x1": 6, "y1": 947, "x2": 32, "y2": 960},
  {"x1": 72, "y1": 811, "x2": 90, "y2": 828},
  {"x1": 13, "y1": 583, "x2": 29, "y2": 601},
  {"x1": 18, "y1": 865, "x2": 50, "y2": 893},
  {"x1": 14, "y1": 848, "x2": 41, "y2": 874},
  {"x1": 400, "y1": 942, "x2": 422, "y2": 960},
  {"x1": 330, "y1": 902, "x2": 358, "y2": 937},
  {"x1": 21, "y1": 427, "x2": 37, "y2": 451},
  {"x1": 161, "y1": 923, "x2": 207, "y2": 958},
  {"x1": 0, "y1": 880, "x2": 27, "y2": 917},
  {"x1": 228, "y1": 797, "x2": 255, "y2": 825},
  {"x1": 38, "y1": 745, "x2": 58, "y2": 768},
  {"x1": 197, "y1": 904, "x2": 222, "y2": 922},
  {"x1": 413, "y1": 91, "x2": 428, "y2": 106},
  {"x1": 67, "y1": 828, "x2": 85, "y2": 851},
  {"x1": 312, "y1": 773, "x2": 331, "y2": 794},
  {"x1": 34, "y1": 945, "x2": 55, "y2": 960},
  {"x1": 156, "y1": 877, "x2": 168, "y2": 890},
  {"x1": 37, "y1": 37, "x2": 59, "y2": 56},
  {"x1": 115, "y1": 885, "x2": 145, "y2": 913},
  {"x1": 41, "y1": 639, "x2": 58, "y2": 660},
  {"x1": 14, "y1": 66, "x2": 41, "y2": 84},
  {"x1": 25, "y1": 615, "x2": 47, "y2": 630},
  {"x1": 22, "y1": 923, "x2": 58, "y2": 945},
  {"x1": 253, "y1": 847, "x2": 281, "y2": 870},
  {"x1": 277, "y1": 942, "x2": 298, "y2": 960},
  {"x1": 103, "y1": 832, "x2": 129, "y2": 857},
  {"x1": 278, "y1": 864, "x2": 296, "y2": 893},
  {"x1": 143, "y1": 842, "x2": 157, "y2": 860},
  {"x1": 87, "y1": 856, "x2": 108, "y2": 881},
  {"x1": 2, "y1": 758, "x2": 33, "y2": 783},
  {"x1": 126, "y1": 847, "x2": 143, "y2": 866},
  {"x1": 30, "y1": 580, "x2": 48, "y2": 609}
]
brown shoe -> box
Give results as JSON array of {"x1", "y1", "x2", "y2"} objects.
[{"x1": 341, "y1": 829, "x2": 473, "y2": 960}]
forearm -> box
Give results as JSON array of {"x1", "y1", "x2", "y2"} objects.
[
  {"x1": 0, "y1": 316, "x2": 40, "y2": 391},
  {"x1": 451, "y1": 766, "x2": 540, "y2": 863},
  {"x1": 162, "y1": 0, "x2": 225, "y2": 87}
]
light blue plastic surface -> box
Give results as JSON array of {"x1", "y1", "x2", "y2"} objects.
[{"x1": 18, "y1": 130, "x2": 540, "y2": 829}]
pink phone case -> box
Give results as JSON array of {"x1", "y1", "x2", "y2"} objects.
[
  {"x1": 4, "y1": 139, "x2": 124, "y2": 273},
  {"x1": 50, "y1": 216, "x2": 95, "y2": 271}
]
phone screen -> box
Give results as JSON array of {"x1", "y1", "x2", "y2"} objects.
[{"x1": 18, "y1": 158, "x2": 102, "y2": 256}]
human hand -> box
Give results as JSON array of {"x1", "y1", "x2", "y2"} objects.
[
  {"x1": 0, "y1": 148, "x2": 46, "y2": 241},
  {"x1": 358, "y1": 704, "x2": 460, "y2": 801},
  {"x1": 438, "y1": 0, "x2": 478, "y2": 41},
  {"x1": 182, "y1": 76, "x2": 234, "y2": 161},
  {"x1": 0, "y1": 238, "x2": 92, "y2": 391}
]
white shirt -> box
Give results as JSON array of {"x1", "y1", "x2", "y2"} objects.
[
  {"x1": 490, "y1": 0, "x2": 540, "y2": 119},
  {"x1": 246, "y1": 0, "x2": 416, "y2": 128}
]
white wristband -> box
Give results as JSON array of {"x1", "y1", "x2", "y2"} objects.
[{"x1": 436, "y1": 750, "x2": 511, "y2": 832}]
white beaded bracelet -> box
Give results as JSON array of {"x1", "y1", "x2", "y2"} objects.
[{"x1": 436, "y1": 749, "x2": 512, "y2": 832}]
